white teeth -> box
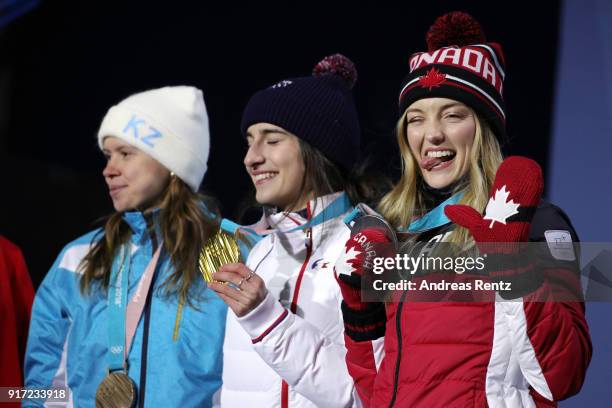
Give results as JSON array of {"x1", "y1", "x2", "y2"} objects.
[
  {"x1": 426, "y1": 150, "x2": 454, "y2": 158},
  {"x1": 254, "y1": 172, "x2": 277, "y2": 182}
]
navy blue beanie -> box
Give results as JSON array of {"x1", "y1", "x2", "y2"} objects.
[{"x1": 241, "y1": 54, "x2": 360, "y2": 170}]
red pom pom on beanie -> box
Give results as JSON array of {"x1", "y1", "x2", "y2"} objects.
[
  {"x1": 312, "y1": 53, "x2": 358, "y2": 89},
  {"x1": 426, "y1": 11, "x2": 486, "y2": 51}
]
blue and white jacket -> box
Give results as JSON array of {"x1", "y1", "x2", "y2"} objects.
[{"x1": 24, "y1": 211, "x2": 227, "y2": 407}]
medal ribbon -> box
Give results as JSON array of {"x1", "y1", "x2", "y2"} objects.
[
  {"x1": 107, "y1": 244, "x2": 163, "y2": 372},
  {"x1": 344, "y1": 193, "x2": 464, "y2": 235},
  {"x1": 221, "y1": 192, "x2": 352, "y2": 243},
  {"x1": 404, "y1": 192, "x2": 464, "y2": 233}
]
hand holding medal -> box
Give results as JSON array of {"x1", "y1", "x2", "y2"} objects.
[
  {"x1": 209, "y1": 263, "x2": 267, "y2": 317},
  {"x1": 199, "y1": 227, "x2": 266, "y2": 317}
]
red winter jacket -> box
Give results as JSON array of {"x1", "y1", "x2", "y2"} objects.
[
  {"x1": 0, "y1": 235, "x2": 34, "y2": 404},
  {"x1": 342, "y1": 203, "x2": 591, "y2": 408}
]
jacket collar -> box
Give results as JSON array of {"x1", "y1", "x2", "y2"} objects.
[
  {"x1": 122, "y1": 208, "x2": 161, "y2": 244},
  {"x1": 264, "y1": 191, "x2": 347, "y2": 232}
]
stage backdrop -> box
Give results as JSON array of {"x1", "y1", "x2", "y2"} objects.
[{"x1": 551, "y1": 0, "x2": 612, "y2": 406}]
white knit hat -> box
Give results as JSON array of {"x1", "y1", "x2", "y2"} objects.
[{"x1": 97, "y1": 86, "x2": 210, "y2": 192}]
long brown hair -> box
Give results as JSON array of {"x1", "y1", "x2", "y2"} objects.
[
  {"x1": 378, "y1": 108, "x2": 503, "y2": 245},
  {"x1": 79, "y1": 176, "x2": 218, "y2": 306},
  {"x1": 297, "y1": 139, "x2": 392, "y2": 209}
]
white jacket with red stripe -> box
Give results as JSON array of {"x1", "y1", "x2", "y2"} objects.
[{"x1": 219, "y1": 192, "x2": 366, "y2": 408}]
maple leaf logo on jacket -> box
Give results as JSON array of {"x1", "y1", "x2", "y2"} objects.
[
  {"x1": 418, "y1": 67, "x2": 447, "y2": 91},
  {"x1": 483, "y1": 185, "x2": 520, "y2": 228}
]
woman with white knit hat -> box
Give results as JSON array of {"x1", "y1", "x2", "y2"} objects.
[{"x1": 24, "y1": 86, "x2": 226, "y2": 407}]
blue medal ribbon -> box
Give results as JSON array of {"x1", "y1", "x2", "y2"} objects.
[
  {"x1": 107, "y1": 245, "x2": 130, "y2": 372},
  {"x1": 405, "y1": 192, "x2": 464, "y2": 233},
  {"x1": 221, "y1": 192, "x2": 353, "y2": 250},
  {"x1": 219, "y1": 218, "x2": 260, "y2": 261},
  {"x1": 285, "y1": 192, "x2": 352, "y2": 233}
]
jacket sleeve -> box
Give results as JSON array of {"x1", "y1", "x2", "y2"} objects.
[
  {"x1": 343, "y1": 334, "x2": 385, "y2": 408},
  {"x1": 501, "y1": 204, "x2": 592, "y2": 402},
  {"x1": 7, "y1": 240, "x2": 35, "y2": 376},
  {"x1": 23, "y1": 248, "x2": 76, "y2": 407},
  {"x1": 236, "y1": 291, "x2": 362, "y2": 407}
]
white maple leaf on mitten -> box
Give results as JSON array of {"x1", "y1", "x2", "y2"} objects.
[
  {"x1": 483, "y1": 185, "x2": 520, "y2": 228},
  {"x1": 335, "y1": 245, "x2": 362, "y2": 277}
]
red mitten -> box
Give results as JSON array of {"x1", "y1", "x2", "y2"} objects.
[
  {"x1": 444, "y1": 156, "x2": 544, "y2": 297},
  {"x1": 334, "y1": 228, "x2": 390, "y2": 341}
]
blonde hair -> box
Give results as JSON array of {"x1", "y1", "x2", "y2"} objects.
[{"x1": 378, "y1": 107, "x2": 503, "y2": 245}]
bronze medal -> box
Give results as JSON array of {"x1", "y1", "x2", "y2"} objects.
[
  {"x1": 95, "y1": 372, "x2": 137, "y2": 408},
  {"x1": 199, "y1": 229, "x2": 242, "y2": 283}
]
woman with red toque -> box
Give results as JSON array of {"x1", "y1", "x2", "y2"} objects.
[{"x1": 335, "y1": 12, "x2": 592, "y2": 407}]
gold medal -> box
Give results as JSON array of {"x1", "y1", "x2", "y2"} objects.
[
  {"x1": 199, "y1": 229, "x2": 242, "y2": 283},
  {"x1": 95, "y1": 372, "x2": 137, "y2": 408}
]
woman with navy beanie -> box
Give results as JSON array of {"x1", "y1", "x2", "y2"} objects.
[{"x1": 211, "y1": 54, "x2": 385, "y2": 407}]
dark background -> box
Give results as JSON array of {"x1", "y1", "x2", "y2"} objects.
[{"x1": 0, "y1": 1, "x2": 560, "y2": 288}]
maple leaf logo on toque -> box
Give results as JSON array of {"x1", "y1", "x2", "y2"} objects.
[
  {"x1": 418, "y1": 67, "x2": 447, "y2": 91},
  {"x1": 483, "y1": 185, "x2": 520, "y2": 228}
]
